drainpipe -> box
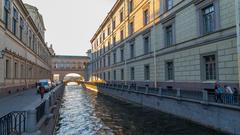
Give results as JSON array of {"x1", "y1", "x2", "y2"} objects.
[
  {"x1": 152, "y1": 0, "x2": 157, "y2": 88},
  {"x1": 124, "y1": 0, "x2": 127, "y2": 85},
  {"x1": 235, "y1": 0, "x2": 240, "y2": 89}
]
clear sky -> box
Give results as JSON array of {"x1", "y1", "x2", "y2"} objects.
[{"x1": 22, "y1": 0, "x2": 116, "y2": 56}]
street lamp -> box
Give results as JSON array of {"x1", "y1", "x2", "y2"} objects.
[{"x1": 0, "y1": 50, "x2": 5, "y2": 59}]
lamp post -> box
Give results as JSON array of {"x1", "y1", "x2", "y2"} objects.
[
  {"x1": 0, "y1": 50, "x2": 5, "y2": 59},
  {"x1": 235, "y1": 0, "x2": 240, "y2": 89}
]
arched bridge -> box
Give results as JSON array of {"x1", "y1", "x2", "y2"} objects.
[{"x1": 52, "y1": 55, "x2": 90, "y2": 81}]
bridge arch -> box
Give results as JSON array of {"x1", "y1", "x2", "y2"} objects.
[
  {"x1": 63, "y1": 73, "x2": 84, "y2": 85},
  {"x1": 51, "y1": 55, "x2": 90, "y2": 82}
]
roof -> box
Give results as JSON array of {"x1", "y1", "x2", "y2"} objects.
[
  {"x1": 90, "y1": 0, "x2": 122, "y2": 43},
  {"x1": 54, "y1": 55, "x2": 90, "y2": 59}
]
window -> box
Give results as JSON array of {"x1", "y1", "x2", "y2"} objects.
[
  {"x1": 121, "y1": 69, "x2": 124, "y2": 80},
  {"x1": 129, "y1": 0, "x2": 134, "y2": 13},
  {"x1": 166, "y1": 25, "x2": 173, "y2": 46},
  {"x1": 103, "y1": 56, "x2": 106, "y2": 67},
  {"x1": 28, "y1": 67, "x2": 32, "y2": 79},
  {"x1": 143, "y1": 36, "x2": 150, "y2": 54},
  {"x1": 144, "y1": 65, "x2": 150, "y2": 81},
  {"x1": 113, "y1": 51, "x2": 116, "y2": 64},
  {"x1": 108, "y1": 54, "x2": 111, "y2": 66},
  {"x1": 166, "y1": 61, "x2": 174, "y2": 80},
  {"x1": 20, "y1": 18, "x2": 24, "y2": 41},
  {"x1": 12, "y1": 8, "x2": 18, "y2": 35},
  {"x1": 108, "y1": 41, "x2": 111, "y2": 50},
  {"x1": 203, "y1": 55, "x2": 216, "y2": 80},
  {"x1": 108, "y1": 71, "x2": 111, "y2": 80},
  {"x1": 100, "y1": 59, "x2": 102, "y2": 68},
  {"x1": 129, "y1": 21, "x2": 134, "y2": 35},
  {"x1": 120, "y1": 30, "x2": 124, "y2": 41},
  {"x1": 166, "y1": 0, "x2": 173, "y2": 10},
  {"x1": 130, "y1": 42, "x2": 135, "y2": 58},
  {"x1": 143, "y1": 9, "x2": 149, "y2": 25},
  {"x1": 108, "y1": 25, "x2": 111, "y2": 35},
  {"x1": 120, "y1": 10, "x2": 124, "y2": 22},
  {"x1": 29, "y1": 31, "x2": 32, "y2": 47},
  {"x1": 130, "y1": 67, "x2": 135, "y2": 80},
  {"x1": 103, "y1": 32, "x2": 105, "y2": 40},
  {"x1": 14, "y1": 62, "x2": 18, "y2": 78},
  {"x1": 21, "y1": 64, "x2": 24, "y2": 78},
  {"x1": 4, "y1": 0, "x2": 10, "y2": 28},
  {"x1": 120, "y1": 48, "x2": 124, "y2": 62},
  {"x1": 113, "y1": 36, "x2": 116, "y2": 45},
  {"x1": 202, "y1": 4, "x2": 215, "y2": 34},
  {"x1": 112, "y1": 18, "x2": 116, "y2": 30},
  {"x1": 113, "y1": 70, "x2": 116, "y2": 80},
  {"x1": 5, "y1": 59, "x2": 10, "y2": 79},
  {"x1": 103, "y1": 72, "x2": 106, "y2": 80}
]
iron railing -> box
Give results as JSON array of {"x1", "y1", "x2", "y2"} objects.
[
  {"x1": 0, "y1": 111, "x2": 26, "y2": 135},
  {"x1": 36, "y1": 101, "x2": 46, "y2": 123},
  {"x1": 99, "y1": 83, "x2": 240, "y2": 106}
]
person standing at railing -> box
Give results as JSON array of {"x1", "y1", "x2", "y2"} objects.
[
  {"x1": 224, "y1": 85, "x2": 234, "y2": 104},
  {"x1": 215, "y1": 83, "x2": 224, "y2": 103},
  {"x1": 233, "y1": 88, "x2": 239, "y2": 104},
  {"x1": 39, "y1": 84, "x2": 45, "y2": 100}
]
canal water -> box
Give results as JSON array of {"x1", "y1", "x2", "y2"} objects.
[{"x1": 55, "y1": 85, "x2": 226, "y2": 135}]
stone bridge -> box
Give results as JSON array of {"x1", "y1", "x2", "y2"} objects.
[{"x1": 51, "y1": 55, "x2": 90, "y2": 81}]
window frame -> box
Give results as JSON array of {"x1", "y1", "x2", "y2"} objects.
[
  {"x1": 129, "y1": 0, "x2": 134, "y2": 14},
  {"x1": 143, "y1": 33, "x2": 151, "y2": 55},
  {"x1": 121, "y1": 68, "x2": 124, "y2": 81},
  {"x1": 165, "y1": 0, "x2": 173, "y2": 11},
  {"x1": 144, "y1": 64, "x2": 150, "y2": 81},
  {"x1": 165, "y1": 60, "x2": 174, "y2": 81},
  {"x1": 130, "y1": 67, "x2": 135, "y2": 81},
  {"x1": 129, "y1": 21, "x2": 134, "y2": 35},
  {"x1": 162, "y1": 19, "x2": 176, "y2": 47},
  {"x1": 195, "y1": 0, "x2": 220, "y2": 36},
  {"x1": 129, "y1": 39, "x2": 135, "y2": 59},
  {"x1": 201, "y1": 53, "x2": 218, "y2": 81},
  {"x1": 143, "y1": 8, "x2": 150, "y2": 26},
  {"x1": 120, "y1": 47, "x2": 124, "y2": 62}
]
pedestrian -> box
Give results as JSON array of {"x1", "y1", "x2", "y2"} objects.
[
  {"x1": 233, "y1": 88, "x2": 239, "y2": 104},
  {"x1": 215, "y1": 83, "x2": 224, "y2": 103},
  {"x1": 39, "y1": 84, "x2": 45, "y2": 100},
  {"x1": 224, "y1": 85, "x2": 233, "y2": 104}
]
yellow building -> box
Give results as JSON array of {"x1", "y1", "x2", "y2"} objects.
[{"x1": 91, "y1": 0, "x2": 240, "y2": 91}]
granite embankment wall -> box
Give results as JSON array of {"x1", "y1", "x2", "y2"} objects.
[{"x1": 86, "y1": 84, "x2": 240, "y2": 135}]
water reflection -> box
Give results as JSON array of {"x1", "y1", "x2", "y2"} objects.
[{"x1": 55, "y1": 86, "x2": 226, "y2": 135}]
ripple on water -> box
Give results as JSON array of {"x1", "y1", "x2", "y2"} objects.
[{"x1": 55, "y1": 86, "x2": 226, "y2": 135}]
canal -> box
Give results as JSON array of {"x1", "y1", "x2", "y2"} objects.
[{"x1": 55, "y1": 85, "x2": 226, "y2": 135}]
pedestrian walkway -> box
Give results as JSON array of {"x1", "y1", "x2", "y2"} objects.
[{"x1": 0, "y1": 88, "x2": 51, "y2": 117}]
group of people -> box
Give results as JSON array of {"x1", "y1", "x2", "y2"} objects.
[{"x1": 214, "y1": 82, "x2": 239, "y2": 104}]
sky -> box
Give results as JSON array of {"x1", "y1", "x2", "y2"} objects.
[{"x1": 22, "y1": 0, "x2": 116, "y2": 56}]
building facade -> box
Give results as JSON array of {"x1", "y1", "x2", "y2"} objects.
[
  {"x1": 0, "y1": 0, "x2": 52, "y2": 96},
  {"x1": 85, "y1": 49, "x2": 93, "y2": 81},
  {"x1": 90, "y1": 0, "x2": 240, "y2": 91},
  {"x1": 52, "y1": 55, "x2": 90, "y2": 81}
]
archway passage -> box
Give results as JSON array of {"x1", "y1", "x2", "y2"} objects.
[
  {"x1": 51, "y1": 55, "x2": 90, "y2": 82},
  {"x1": 63, "y1": 73, "x2": 84, "y2": 85}
]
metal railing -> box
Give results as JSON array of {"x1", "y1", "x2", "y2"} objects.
[
  {"x1": 0, "y1": 111, "x2": 26, "y2": 135},
  {"x1": 99, "y1": 83, "x2": 240, "y2": 106},
  {"x1": 208, "y1": 92, "x2": 239, "y2": 105},
  {"x1": 36, "y1": 101, "x2": 46, "y2": 123}
]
